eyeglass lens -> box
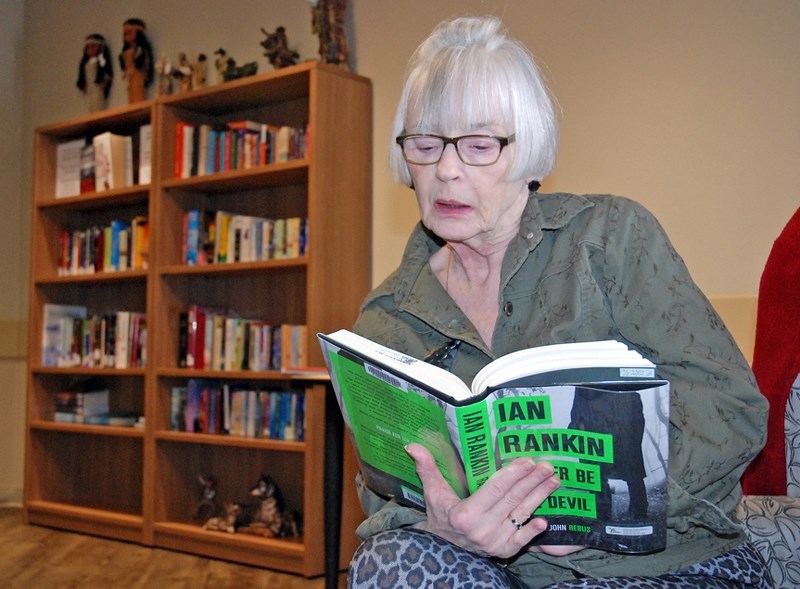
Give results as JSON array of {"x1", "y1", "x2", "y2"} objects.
[{"x1": 401, "y1": 135, "x2": 504, "y2": 165}]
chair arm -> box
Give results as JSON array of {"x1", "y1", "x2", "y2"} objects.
[{"x1": 737, "y1": 495, "x2": 800, "y2": 588}]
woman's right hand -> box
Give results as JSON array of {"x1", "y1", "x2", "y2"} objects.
[{"x1": 406, "y1": 442, "x2": 561, "y2": 559}]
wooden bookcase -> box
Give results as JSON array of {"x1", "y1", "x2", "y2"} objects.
[{"x1": 24, "y1": 62, "x2": 371, "y2": 578}]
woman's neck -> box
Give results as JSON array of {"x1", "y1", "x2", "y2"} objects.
[{"x1": 434, "y1": 240, "x2": 510, "y2": 348}]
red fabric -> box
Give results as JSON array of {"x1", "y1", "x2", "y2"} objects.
[{"x1": 741, "y1": 207, "x2": 800, "y2": 495}]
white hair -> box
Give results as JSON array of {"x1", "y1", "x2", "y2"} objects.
[{"x1": 389, "y1": 16, "x2": 558, "y2": 187}]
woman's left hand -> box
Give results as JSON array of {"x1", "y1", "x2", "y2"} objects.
[{"x1": 406, "y1": 442, "x2": 561, "y2": 558}]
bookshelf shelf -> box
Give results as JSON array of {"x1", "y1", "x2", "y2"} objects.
[
  {"x1": 152, "y1": 521, "x2": 310, "y2": 574},
  {"x1": 29, "y1": 420, "x2": 146, "y2": 437},
  {"x1": 154, "y1": 430, "x2": 307, "y2": 452},
  {"x1": 157, "y1": 256, "x2": 307, "y2": 277},
  {"x1": 30, "y1": 366, "x2": 147, "y2": 376},
  {"x1": 34, "y1": 269, "x2": 149, "y2": 285},
  {"x1": 36, "y1": 186, "x2": 150, "y2": 210},
  {"x1": 25, "y1": 62, "x2": 370, "y2": 579},
  {"x1": 160, "y1": 159, "x2": 308, "y2": 192},
  {"x1": 33, "y1": 101, "x2": 153, "y2": 140},
  {"x1": 26, "y1": 500, "x2": 144, "y2": 543},
  {"x1": 155, "y1": 367, "x2": 316, "y2": 379}
]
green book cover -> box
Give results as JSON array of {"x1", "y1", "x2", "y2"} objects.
[{"x1": 319, "y1": 329, "x2": 670, "y2": 554}]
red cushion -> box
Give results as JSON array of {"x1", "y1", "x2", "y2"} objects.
[{"x1": 742, "y1": 207, "x2": 800, "y2": 495}]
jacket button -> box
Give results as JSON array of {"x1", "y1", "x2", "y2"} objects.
[{"x1": 503, "y1": 301, "x2": 513, "y2": 316}]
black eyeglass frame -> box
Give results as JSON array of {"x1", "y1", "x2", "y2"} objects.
[{"x1": 395, "y1": 133, "x2": 516, "y2": 166}]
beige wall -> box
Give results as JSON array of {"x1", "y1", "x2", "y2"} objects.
[
  {"x1": 3, "y1": 0, "x2": 797, "y2": 502},
  {"x1": 709, "y1": 296, "x2": 757, "y2": 363},
  {"x1": 1, "y1": 0, "x2": 26, "y2": 505}
]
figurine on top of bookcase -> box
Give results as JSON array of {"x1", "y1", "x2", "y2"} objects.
[
  {"x1": 310, "y1": 0, "x2": 350, "y2": 69},
  {"x1": 260, "y1": 26, "x2": 300, "y2": 69},
  {"x1": 173, "y1": 52, "x2": 194, "y2": 93},
  {"x1": 213, "y1": 48, "x2": 229, "y2": 84},
  {"x1": 76, "y1": 34, "x2": 114, "y2": 113},
  {"x1": 216, "y1": 48, "x2": 258, "y2": 82},
  {"x1": 118, "y1": 18, "x2": 154, "y2": 103},
  {"x1": 155, "y1": 53, "x2": 172, "y2": 96},
  {"x1": 193, "y1": 53, "x2": 208, "y2": 89},
  {"x1": 171, "y1": 52, "x2": 208, "y2": 93}
]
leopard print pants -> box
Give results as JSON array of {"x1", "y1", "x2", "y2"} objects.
[{"x1": 348, "y1": 528, "x2": 774, "y2": 589}]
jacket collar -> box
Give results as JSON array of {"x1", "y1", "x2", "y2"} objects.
[{"x1": 364, "y1": 192, "x2": 595, "y2": 310}]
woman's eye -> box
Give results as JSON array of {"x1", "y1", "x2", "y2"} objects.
[
  {"x1": 463, "y1": 140, "x2": 493, "y2": 152},
  {"x1": 415, "y1": 141, "x2": 439, "y2": 152}
]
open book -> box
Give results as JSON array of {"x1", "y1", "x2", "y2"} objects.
[{"x1": 318, "y1": 329, "x2": 670, "y2": 553}]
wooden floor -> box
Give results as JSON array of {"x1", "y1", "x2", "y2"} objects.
[{"x1": 0, "y1": 506, "x2": 347, "y2": 588}]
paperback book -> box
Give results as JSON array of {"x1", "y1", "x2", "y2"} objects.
[
  {"x1": 318, "y1": 329, "x2": 670, "y2": 553},
  {"x1": 55, "y1": 138, "x2": 85, "y2": 198}
]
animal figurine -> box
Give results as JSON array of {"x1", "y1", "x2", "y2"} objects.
[
  {"x1": 213, "y1": 48, "x2": 258, "y2": 82},
  {"x1": 194, "y1": 474, "x2": 218, "y2": 521},
  {"x1": 223, "y1": 57, "x2": 258, "y2": 81},
  {"x1": 238, "y1": 475, "x2": 302, "y2": 538},
  {"x1": 203, "y1": 502, "x2": 239, "y2": 534},
  {"x1": 201, "y1": 475, "x2": 301, "y2": 537},
  {"x1": 260, "y1": 26, "x2": 300, "y2": 69}
]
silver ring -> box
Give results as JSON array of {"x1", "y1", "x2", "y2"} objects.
[{"x1": 507, "y1": 514, "x2": 524, "y2": 530}]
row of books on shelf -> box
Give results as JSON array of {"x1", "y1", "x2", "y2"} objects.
[
  {"x1": 175, "y1": 120, "x2": 308, "y2": 179},
  {"x1": 55, "y1": 125, "x2": 152, "y2": 198},
  {"x1": 42, "y1": 304, "x2": 147, "y2": 369},
  {"x1": 183, "y1": 210, "x2": 307, "y2": 265},
  {"x1": 179, "y1": 305, "x2": 307, "y2": 372},
  {"x1": 53, "y1": 388, "x2": 144, "y2": 427},
  {"x1": 58, "y1": 216, "x2": 149, "y2": 276},
  {"x1": 171, "y1": 379, "x2": 305, "y2": 440}
]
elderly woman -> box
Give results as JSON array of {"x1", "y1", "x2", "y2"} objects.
[{"x1": 349, "y1": 15, "x2": 771, "y2": 589}]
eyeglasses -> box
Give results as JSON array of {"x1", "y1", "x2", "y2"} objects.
[{"x1": 395, "y1": 133, "x2": 515, "y2": 166}]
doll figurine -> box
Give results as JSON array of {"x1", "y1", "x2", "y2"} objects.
[
  {"x1": 214, "y1": 49, "x2": 226, "y2": 84},
  {"x1": 173, "y1": 52, "x2": 193, "y2": 93},
  {"x1": 193, "y1": 53, "x2": 208, "y2": 89},
  {"x1": 118, "y1": 18, "x2": 154, "y2": 103},
  {"x1": 76, "y1": 34, "x2": 113, "y2": 112},
  {"x1": 155, "y1": 53, "x2": 172, "y2": 96}
]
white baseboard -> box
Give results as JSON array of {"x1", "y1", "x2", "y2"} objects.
[{"x1": 0, "y1": 487, "x2": 23, "y2": 506}]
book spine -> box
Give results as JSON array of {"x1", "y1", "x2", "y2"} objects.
[
  {"x1": 177, "y1": 311, "x2": 189, "y2": 368},
  {"x1": 453, "y1": 403, "x2": 495, "y2": 494},
  {"x1": 138, "y1": 124, "x2": 152, "y2": 184},
  {"x1": 114, "y1": 311, "x2": 131, "y2": 368}
]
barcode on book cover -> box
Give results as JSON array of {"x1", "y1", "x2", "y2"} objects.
[
  {"x1": 366, "y1": 363, "x2": 404, "y2": 389},
  {"x1": 619, "y1": 367, "x2": 655, "y2": 378},
  {"x1": 374, "y1": 348, "x2": 416, "y2": 365},
  {"x1": 400, "y1": 486, "x2": 425, "y2": 508},
  {"x1": 605, "y1": 524, "x2": 654, "y2": 537}
]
